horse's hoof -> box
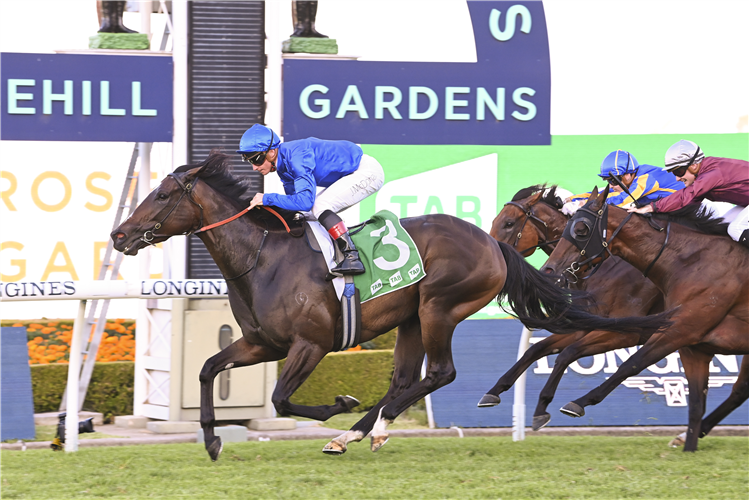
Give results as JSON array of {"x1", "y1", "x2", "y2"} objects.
[
  {"x1": 477, "y1": 394, "x2": 501, "y2": 407},
  {"x1": 532, "y1": 413, "x2": 551, "y2": 431},
  {"x1": 336, "y1": 395, "x2": 360, "y2": 413},
  {"x1": 322, "y1": 441, "x2": 347, "y2": 455},
  {"x1": 206, "y1": 436, "x2": 223, "y2": 462},
  {"x1": 371, "y1": 435, "x2": 389, "y2": 452},
  {"x1": 669, "y1": 432, "x2": 686, "y2": 448},
  {"x1": 560, "y1": 402, "x2": 584, "y2": 418}
]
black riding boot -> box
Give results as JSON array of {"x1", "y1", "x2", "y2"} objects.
[
  {"x1": 739, "y1": 229, "x2": 749, "y2": 249},
  {"x1": 98, "y1": 1, "x2": 137, "y2": 33},
  {"x1": 318, "y1": 210, "x2": 365, "y2": 276}
]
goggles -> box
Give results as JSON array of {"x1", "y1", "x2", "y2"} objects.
[{"x1": 667, "y1": 164, "x2": 689, "y2": 178}]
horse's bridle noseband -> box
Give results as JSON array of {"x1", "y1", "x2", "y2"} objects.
[
  {"x1": 504, "y1": 201, "x2": 561, "y2": 253},
  {"x1": 561, "y1": 202, "x2": 670, "y2": 284}
]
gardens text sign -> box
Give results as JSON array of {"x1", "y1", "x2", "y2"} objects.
[
  {"x1": 283, "y1": 2, "x2": 550, "y2": 145},
  {"x1": 1, "y1": 53, "x2": 172, "y2": 142}
]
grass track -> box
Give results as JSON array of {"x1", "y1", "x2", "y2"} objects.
[{"x1": 2, "y1": 436, "x2": 747, "y2": 499}]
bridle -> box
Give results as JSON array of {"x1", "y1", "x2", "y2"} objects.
[
  {"x1": 139, "y1": 173, "x2": 204, "y2": 245},
  {"x1": 560, "y1": 201, "x2": 670, "y2": 284},
  {"x1": 138, "y1": 171, "x2": 301, "y2": 281},
  {"x1": 504, "y1": 201, "x2": 561, "y2": 253}
]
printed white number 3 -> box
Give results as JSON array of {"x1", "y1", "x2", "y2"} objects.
[{"x1": 370, "y1": 220, "x2": 410, "y2": 270}]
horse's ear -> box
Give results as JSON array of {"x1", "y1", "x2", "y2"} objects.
[
  {"x1": 528, "y1": 190, "x2": 544, "y2": 206},
  {"x1": 183, "y1": 165, "x2": 204, "y2": 181},
  {"x1": 590, "y1": 186, "x2": 600, "y2": 198}
]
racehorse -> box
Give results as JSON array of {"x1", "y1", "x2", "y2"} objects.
[
  {"x1": 482, "y1": 185, "x2": 663, "y2": 431},
  {"x1": 111, "y1": 153, "x2": 672, "y2": 461},
  {"x1": 541, "y1": 185, "x2": 749, "y2": 451}
]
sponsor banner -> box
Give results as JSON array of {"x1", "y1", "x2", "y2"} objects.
[
  {"x1": 1, "y1": 52, "x2": 173, "y2": 142},
  {"x1": 431, "y1": 320, "x2": 748, "y2": 427},
  {"x1": 283, "y1": 1, "x2": 550, "y2": 145},
  {"x1": 0, "y1": 280, "x2": 228, "y2": 301}
]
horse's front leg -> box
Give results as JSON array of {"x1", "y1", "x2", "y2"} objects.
[
  {"x1": 532, "y1": 330, "x2": 640, "y2": 430},
  {"x1": 199, "y1": 340, "x2": 283, "y2": 461},
  {"x1": 560, "y1": 333, "x2": 684, "y2": 418},
  {"x1": 324, "y1": 316, "x2": 425, "y2": 455},
  {"x1": 478, "y1": 332, "x2": 584, "y2": 408},
  {"x1": 272, "y1": 341, "x2": 359, "y2": 421}
]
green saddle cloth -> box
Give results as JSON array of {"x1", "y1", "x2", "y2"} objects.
[{"x1": 350, "y1": 210, "x2": 426, "y2": 303}]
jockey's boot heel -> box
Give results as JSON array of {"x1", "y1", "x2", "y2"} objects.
[{"x1": 319, "y1": 210, "x2": 365, "y2": 276}]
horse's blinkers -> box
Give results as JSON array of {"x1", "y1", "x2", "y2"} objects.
[{"x1": 560, "y1": 203, "x2": 610, "y2": 283}]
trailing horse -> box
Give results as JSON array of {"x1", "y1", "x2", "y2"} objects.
[
  {"x1": 542, "y1": 186, "x2": 749, "y2": 451},
  {"x1": 111, "y1": 153, "x2": 672, "y2": 461},
  {"x1": 482, "y1": 185, "x2": 663, "y2": 431}
]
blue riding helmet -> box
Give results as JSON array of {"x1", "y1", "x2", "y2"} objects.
[
  {"x1": 237, "y1": 124, "x2": 281, "y2": 154},
  {"x1": 598, "y1": 150, "x2": 639, "y2": 179}
]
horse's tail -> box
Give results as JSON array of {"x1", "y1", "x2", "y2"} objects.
[{"x1": 496, "y1": 241, "x2": 673, "y2": 335}]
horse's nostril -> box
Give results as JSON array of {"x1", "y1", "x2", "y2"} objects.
[
  {"x1": 113, "y1": 232, "x2": 125, "y2": 240},
  {"x1": 542, "y1": 266, "x2": 555, "y2": 275}
]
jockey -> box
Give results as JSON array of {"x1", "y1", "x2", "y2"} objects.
[
  {"x1": 629, "y1": 140, "x2": 749, "y2": 248},
  {"x1": 238, "y1": 124, "x2": 385, "y2": 275},
  {"x1": 562, "y1": 150, "x2": 682, "y2": 214}
]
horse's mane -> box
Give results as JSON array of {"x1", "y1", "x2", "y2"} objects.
[
  {"x1": 175, "y1": 150, "x2": 301, "y2": 229},
  {"x1": 653, "y1": 203, "x2": 730, "y2": 236},
  {"x1": 511, "y1": 184, "x2": 564, "y2": 209}
]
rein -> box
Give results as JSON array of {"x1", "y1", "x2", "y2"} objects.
[{"x1": 142, "y1": 172, "x2": 303, "y2": 281}]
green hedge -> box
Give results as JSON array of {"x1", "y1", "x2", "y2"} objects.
[
  {"x1": 31, "y1": 350, "x2": 396, "y2": 420},
  {"x1": 31, "y1": 362, "x2": 134, "y2": 422},
  {"x1": 278, "y1": 350, "x2": 394, "y2": 412}
]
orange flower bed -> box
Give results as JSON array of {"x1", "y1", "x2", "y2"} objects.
[{"x1": 1, "y1": 319, "x2": 137, "y2": 365}]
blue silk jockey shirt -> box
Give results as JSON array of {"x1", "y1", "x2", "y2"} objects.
[
  {"x1": 570, "y1": 163, "x2": 684, "y2": 207},
  {"x1": 262, "y1": 138, "x2": 363, "y2": 212}
]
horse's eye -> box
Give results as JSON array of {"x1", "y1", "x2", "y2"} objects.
[
  {"x1": 157, "y1": 192, "x2": 168, "y2": 200},
  {"x1": 504, "y1": 221, "x2": 514, "y2": 228}
]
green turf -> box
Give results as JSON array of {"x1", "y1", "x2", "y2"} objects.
[{"x1": 2, "y1": 436, "x2": 747, "y2": 499}]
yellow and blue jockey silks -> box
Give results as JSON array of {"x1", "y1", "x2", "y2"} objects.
[{"x1": 570, "y1": 150, "x2": 684, "y2": 207}]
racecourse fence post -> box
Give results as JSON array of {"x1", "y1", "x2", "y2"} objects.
[
  {"x1": 64, "y1": 299, "x2": 87, "y2": 452},
  {"x1": 512, "y1": 327, "x2": 533, "y2": 441}
]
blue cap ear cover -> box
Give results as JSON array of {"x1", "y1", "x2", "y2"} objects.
[
  {"x1": 599, "y1": 150, "x2": 639, "y2": 178},
  {"x1": 237, "y1": 124, "x2": 281, "y2": 154}
]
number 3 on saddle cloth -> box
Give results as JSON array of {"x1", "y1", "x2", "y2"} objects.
[{"x1": 305, "y1": 210, "x2": 427, "y2": 351}]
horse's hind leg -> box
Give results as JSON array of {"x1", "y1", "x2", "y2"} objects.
[
  {"x1": 199, "y1": 340, "x2": 283, "y2": 461},
  {"x1": 678, "y1": 347, "x2": 713, "y2": 452},
  {"x1": 370, "y1": 312, "x2": 460, "y2": 452},
  {"x1": 698, "y1": 354, "x2": 749, "y2": 439},
  {"x1": 478, "y1": 332, "x2": 583, "y2": 409},
  {"x1": 272, "y1": 341, "x2": 359, "y2": 421},
  {"x1": 324, "y1": 316, "x2": 425, "y2": 455}
]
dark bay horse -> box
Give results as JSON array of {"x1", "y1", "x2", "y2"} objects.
[
  {"x1": 111, "y1": 153, "x2": 671, "y2": 461},
  {"x1": 542, "y1": 186, "x2": 749, "y2": 451},
  {"x1": 483, "y1": 186, "x2": 663, "y2": 431}
]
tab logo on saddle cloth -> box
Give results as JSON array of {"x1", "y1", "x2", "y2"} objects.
[{"x1": 350, "y1": 211, "x2": 426, "y2": 303}]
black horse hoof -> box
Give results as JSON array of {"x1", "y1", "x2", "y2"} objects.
[
  {"x1": 477, "y1": 394, "x2": 501, "y2": 407},
  {"x1": 532, "y1": 413, "x2": 551, "y2": 431},
  {"x1": 206, "y1": 436, "x2": 223, "y2": 462},
  {"x1": 560, "y1": 402, "x2": 585, "y2": 418},
  {"x1": 336, "y1": 395, "x2": 360, "y2": 412}
]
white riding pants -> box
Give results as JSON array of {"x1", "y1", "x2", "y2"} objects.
[
  {"x1": 311, "y1": 154, "x2": 385, "y2": 219},
  {"x1": 724, "y1": 205, "x2": 749, "y2": 241}
]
